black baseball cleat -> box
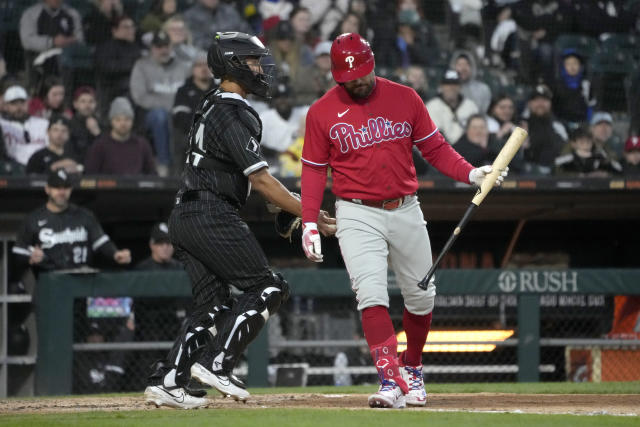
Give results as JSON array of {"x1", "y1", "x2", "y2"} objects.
[{"x1": 190, "y1": 362, "x2": 250, "y2": 402}]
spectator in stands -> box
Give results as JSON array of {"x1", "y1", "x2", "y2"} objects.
[
  {"x1": 627, "y1": 71, "x2": 640, "y2": 137},
  {"x1": 488, "y1": 4, "x2": 518, "y2": 71},
  {"x1": 171, "y1": 50, "x2": 214, "y2": 173},
  {"x1": 289, "y1": 7, "x2": 317, "y2": 50},
  {"x1": 183, "y1": 0, "x2": 252, "y2": 51},
  {"x1": 300, "y1": 0, "x2": 349, "y2": 41},
  {"x1": 0, "y1": 85, "x2": 48, "y2": 167},
  {"x1": 19, "y1": 0, "x2": 84, "y2": 86},
  {"x1": 329, "y1": 12, "x2": 366, "y2": 46},
  {"x1": 552, "y1": 50, "x2": 593, "y2": 129},
  {"x1": 12, "y1": 167, "x2": 131, "y2": 274},
  {"x1": 622, "y1": 135, "x2": 640, "y2": 176},
  {"x1": 85, "y1": 97, "x2": 156, "y2": 175},
  {"x1": 554, "y1": 125, "x2": 622, "y2": 177},
  {"x1": 130, "y1": 30, "x2": 191, "y2": 176},
  {"x1": 260, "y1": 81, "x2": 309, "y2": 167},
  {"x1": 83, "y1": 0, "x2": 124, "y2": 46},
  {"x1": 136, "y1": 222, "x2": 182, "y2": 270},
  {"x1": 0, "y1": 130, "x2": 21, "y2": 176},
  {"x1": 95, "y1": 15, "x2": 141, "y2": 121},
  {"x1": 162, "y1": 16, "x2": 198, "y2": 65},
  {"x1": 268, "y1": 20, "x2": 314, "y2": 106},
  {"x1": 293, "y1": 41, "x2": 333, "y2": 106},
  {"x1": 587, "y1": 111, "x2": 623, "y2": 160},
  {"x1": 26, "y1": 115, "x2": 82, "y2": 175},
  {"x1": 396, "y1": 65, "x2": 430, "y2": 102},
  {"x1": 140, "y1": 0, "x2": 178, "y2": 35},
  {"x1": 386, "y1": 5, "x2": 440, "y2": 70},
  {"x1": 453, "y1": 114, "x2": 505, "y2": 167},
  {"x1": 426, "y1": 69, "x2": 479, "y2": 144},
  {"x1": 450, "y1": 51, "x2": 492, "y2": 113},
  {"x1": 511, "y1": 0, "x2": 572, "y2": 84},
  {"x1": 570, "y1": 0, "x2": 636, "y2": 38},
  {"x1": 486, "y1": 93, "x2": 517, "y2": 142},
  {"x1": 28, "y1": 75, "x2": 72, "y2": 120},
  {"x1": 69, "y1": 86, "x2": 102, "y2": 163},
  {"x1": 521, "y1": 84, "x2": 567, "y2": 175}
]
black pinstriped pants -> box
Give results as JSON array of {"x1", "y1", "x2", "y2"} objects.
[
  {"x1": 168, "y1": 197, "x2": 274, "y2": 307},
  {"x1": 163, "y1": 196, "x2": 274, "y2": 383}
]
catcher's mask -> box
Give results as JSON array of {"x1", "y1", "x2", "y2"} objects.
[{"x1": 207, "y1": 32, "x2": 275, "y2": 98}]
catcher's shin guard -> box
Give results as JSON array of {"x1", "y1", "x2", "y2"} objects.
[{"x1": 202, "y1": 272, "x2": 289, "y2": 373}]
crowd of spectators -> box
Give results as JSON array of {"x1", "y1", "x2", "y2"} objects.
[{"x1": 1, "y1": 0, "x2": 639, "y2": 180}]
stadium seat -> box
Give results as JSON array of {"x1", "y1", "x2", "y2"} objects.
[
  {"x1": 600, "y1": 33, "x2": 639, "y2": 61},
  {"x1": 554, "y1": 34, "x2": 599, "y2": 61},
  {"x1": 590, "y1": 50, "x2": 639, "y2": 112}
]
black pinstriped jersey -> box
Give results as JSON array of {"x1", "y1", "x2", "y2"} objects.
[
  {"x1": 12, "y1": 204, "x2": 117, "y2": 271},
  {"x1": 182, "y1": 90, "x2": 267, "y2": 207}
]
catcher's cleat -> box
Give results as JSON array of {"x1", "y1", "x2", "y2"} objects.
[
  {"x1": 191, "y1": 363, "x2": 250, "y2": 402},
  {"x1": 368, "y1": 379, "x2": 406, "y2": 409},
  {"x1": 144, "y1": 385, "x2": 209, "y2": 409},
  {"x1": 400, "y1": 364, "x2": 427, "y2": 406}
]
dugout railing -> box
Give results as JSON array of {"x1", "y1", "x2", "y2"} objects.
[{"x1": 32, "y1": 269, "x2": 640, "y2": 396}]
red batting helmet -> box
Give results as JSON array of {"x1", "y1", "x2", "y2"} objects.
[{"x1": 330, "y1": 33, "x2": 375, "y2": 83}]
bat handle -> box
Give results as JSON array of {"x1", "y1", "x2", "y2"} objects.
[{"x1": 417, "y1": 266, "x2": 436, "y2": 290}]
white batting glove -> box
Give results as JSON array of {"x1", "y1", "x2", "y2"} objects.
[
  {"x1": 302, "y1": 222, "x2": 323, "y2": 262},
  {"x1": 469, "y1": 165, "x2": 509, "y2": 187}
]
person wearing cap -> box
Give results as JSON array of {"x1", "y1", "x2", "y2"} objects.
[
  {"x1": 136, "y1": 222, "x2": 182, "y2": 270},
  {"x1": 0, "y1": 85, "x2": 49, "y2": 167},
  {"x1": 12, "y1": 168, "x2": 131, "y2": 274},
  {"x1": 589, "y1": 111, "x2": 624, "y2": 160},
  {"x1": 521, "y1": 83, "x2": 567, "y2": 175},
  {"x1": 69, "y1": 86, "x2": 101, "y2": 163},
  {"x1": 552, "y1": 49, "x2": 593, "y2": 128},
  {"x1": 425, "y1": 69, "x2": 479, "y2": 143},
  {"x1": 171, "y1": 49, "x2": 215, "y2": 173},
  {"x1": 130, "y1": 29, "x2": 191, "y2": 176},
  {"x1": 85, "y1": 97, "x2": 156, "y2": 175},
  {"x1": 26, "y1": 115, "x2": 82, "y2": 175},
  {"x1": 182, "y1": 0, "x2": 252, "y2": 51},
  {"x1": 95, "y1": 15, "x2": 141, "y2": 120},
  {"x1": 554, "y1": 125, "x2": 622, "y2": 177},
  {"x1": 267, "y1": 20, "x2": 314, "y2": 105},
  {"x1": 622, "y1": 135, "x2": 640, "y2": 176}
]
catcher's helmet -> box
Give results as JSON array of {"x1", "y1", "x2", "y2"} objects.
[
  {"x1": 207, "y1": 32, "x2": 275, "y2": 98},
  {"x1": 330, "y1": 33, "x2": 375, "y2": 83}
]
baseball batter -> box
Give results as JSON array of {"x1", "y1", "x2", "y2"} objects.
[{"x1": 300, "y1": 33, "x2": 507, "y2": 409}]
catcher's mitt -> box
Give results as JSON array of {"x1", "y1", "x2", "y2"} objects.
[{"x1": 274, "y1": 193, "x2": 302, "y2": 240}]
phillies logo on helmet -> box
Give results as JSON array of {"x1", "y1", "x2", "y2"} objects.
[
  {"x1": 330, "y1": 117, "x2": 412, "y2": 153},
  {"x1": 345, "y1": 56, "x2": 355, "y2": 68}
]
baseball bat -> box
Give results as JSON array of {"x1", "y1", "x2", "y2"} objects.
[{"x1": 417, "y1": 127, "x2": 528, "y2": 290}]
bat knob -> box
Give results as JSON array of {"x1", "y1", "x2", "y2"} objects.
[{"x1": 417, "y1": 277, "x2": 429, "y2": 290}]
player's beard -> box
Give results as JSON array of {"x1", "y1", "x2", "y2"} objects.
[
  {"x1": 345, "y1": 79, "x2": 375, "y2": 99},
  {"x1": 48, "y1": 194, "x2": 69, "y2": 210}
]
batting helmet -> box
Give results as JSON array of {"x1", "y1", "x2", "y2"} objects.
[
  {"x1": 330, "y1": 33, "x2": 375, "y2": 83},
  {"x1": 207, "y1": 32, "x2": 275, "y2": 98}
]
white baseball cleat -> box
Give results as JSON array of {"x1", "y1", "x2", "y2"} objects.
[
  {"x1": 144, "y1": 385, "x2": 209, "y2": 409},
  {"x1": 190, "y1": 362, "x2": 250, "y2": 402},
  {"x1": 368, "y1": 379, "x2": 406, "y2": 409},
  {"x1": 400, "y1": 364, "x2": 427, "y2": 406}
]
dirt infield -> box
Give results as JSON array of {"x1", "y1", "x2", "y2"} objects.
[{"x1": 2, "y1": 393, "x2": 639, "y2": 415}]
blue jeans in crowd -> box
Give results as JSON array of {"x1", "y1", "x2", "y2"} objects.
[{"x1": 145, "y1": 108, "x2": 171, "y2": 167}]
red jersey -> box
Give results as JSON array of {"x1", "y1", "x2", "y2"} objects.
[{"x1": 301, "y1": 77, "x2": 473, "y2": 224}]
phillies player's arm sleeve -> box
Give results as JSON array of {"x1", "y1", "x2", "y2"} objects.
[
  {"x1": 85, "y1": 210, "x2": 117, "y2": 260},
  {"x1": 300, "y1": 106, "x2": 330, "y2": 224},
  {"x1": 409, "y1": 90, "x2": 473, "y2": 184}
]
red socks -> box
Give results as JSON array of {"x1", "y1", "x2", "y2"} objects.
[
  {"x1": 401, "y1": 309, "x2": 432, "y2": 366},
  {"x1": 362, "y1": 306, "x2": 408, "y2": 393}
]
